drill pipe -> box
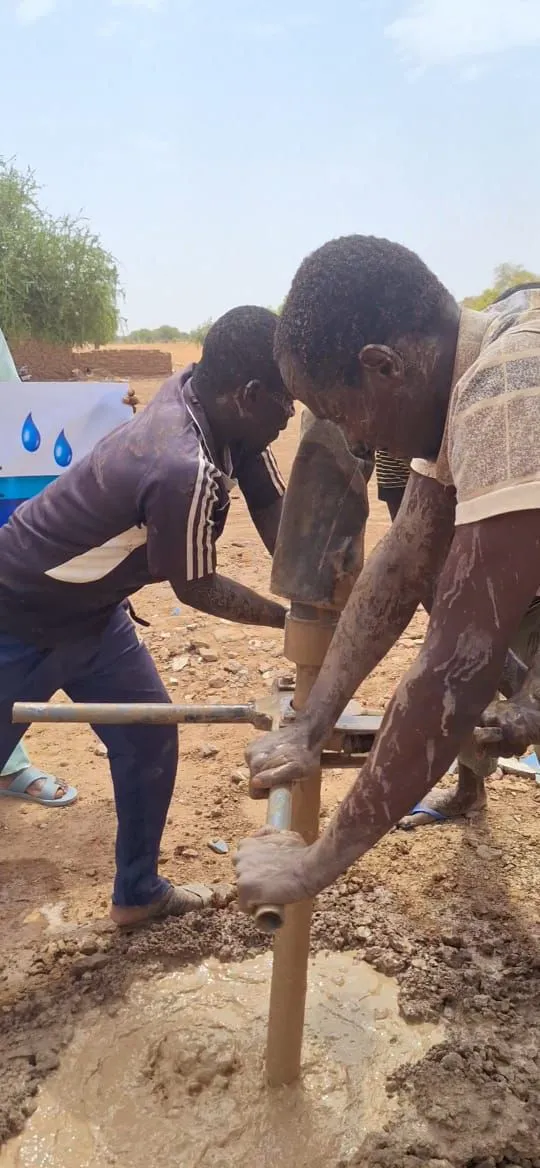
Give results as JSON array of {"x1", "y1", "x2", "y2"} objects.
[{"x1": 13, "y1": 701, "x2": 269, "y2": 729}]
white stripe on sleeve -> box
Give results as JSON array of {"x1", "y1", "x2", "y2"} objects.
[
  {"x1": 186, "y1": 447, "x2": 207, "y2": 582},
  {"x1": 194, "y1": 461, "x2": 220, "y2": 579},
  {"x1": 261, "y1": 447, "x2": 285, "y2": 495}
]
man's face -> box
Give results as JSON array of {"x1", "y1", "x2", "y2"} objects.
[
  {"x1": 234, "y1": 379, "x2": 295, "y2": 451},
  {"x1": 279, "y1": 353, "x2": 414, "y2": 459}
]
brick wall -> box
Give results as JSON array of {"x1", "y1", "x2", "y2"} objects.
[
  {"x1": 9, "y1": 339, "x2": 74, "y2": 381},
  {"x1": 74, "y1": 348, "x2": 172, "y2": 379}
]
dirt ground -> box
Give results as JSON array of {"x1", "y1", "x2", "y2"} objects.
[
  {"x1": 1, "y1": 379, "x2": 539, "y2": 1166},
  {"x1": 104, "y1": 339, "x2": 203, "y2": 370}
]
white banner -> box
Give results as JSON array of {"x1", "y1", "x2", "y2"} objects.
[{"x1": 0, "y1": 382, "x2": 132, "y2": 477}]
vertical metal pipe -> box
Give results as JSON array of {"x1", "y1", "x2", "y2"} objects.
[{"x1": 264, "y1": 653, "x2": 322, "y2": 1086}]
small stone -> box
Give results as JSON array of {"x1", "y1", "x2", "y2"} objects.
[
  {"x1": 214, "y1": 627, "x2": 245, "y2": 644},
  {"x1": 168, "y1": 678, "x2": 179, "y2": 687},
  {"x1": 200, "y1": 743, "x2": 219, "y2": 759},
  {"x1": 199, "y1": 649, "x2": 218, "y2": 663},
  {"x1": 94, "y1": 743, "x2": 108, "y2": 758},
  {"x1": 440, "y1": 1051, "x2": 464, "y2": 1071},
  {"x1": 475, "y1": 844, "x2": 502, "y2": 861},
  {"x1": 23, "y1": 909, "x2": 44, "y2": 925},
  {"x1": 171, "y1": 655, "x2": 189, "y2": 672},
  {"x1": 231, "y1": 769, "x2": 248, "y2": 785},
  {"x1": 72, "y1": 953, "x2": 110, "y2": 977},
  {"x1": 78, "y1": 936, "x2": 99, "y2": 956},
  {"x1": 36, "y1": 1051, "x2": 60, "y2": 1072},
  {"x1": 212, "y1": 883, "x2": 236, "y2": 908},
  {"x1": 176, "y1": 846, "x2": 199, "y2": 861},
  {"x1": 208, "y1": 839, "x2": 229, "y2": 855},
  {"x1": 224, "y1": 661, "x2": 241, "y2": 674}
]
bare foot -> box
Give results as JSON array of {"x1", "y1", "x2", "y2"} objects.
[
  {"x1": 110, "y1": 882, "x2": 214, "y2": 927},
  {"x1": 0, "y1": 767, "x2": 71, "y2": 801},
  {"x1": 398, "y1": 777, "x2": 487, "y2": 830}
]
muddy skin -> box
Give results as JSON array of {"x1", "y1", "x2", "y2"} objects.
[
  {"x1": 246, "y1": 472, "x2": 456, "y2": 796},
  {"x1": 296, "y1": 507, "x2": 540, "y2": 900},
  {"x1": 179, "y1": 573, "x2": 286, "y2": 628},
  {"x1": 397, "y1": 763, "x2": 488, "y2": 829},
  {"x1": 478, "y1": 662, "x2": 540, "y2": 757}
]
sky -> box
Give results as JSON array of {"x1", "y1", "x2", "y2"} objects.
[{"x1": 1, "y1": 0, "x2": 540, "y2": 331}]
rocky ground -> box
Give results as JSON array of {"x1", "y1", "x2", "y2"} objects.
[{"x1": 1, "y1": 385, "x2": 539, "y2": 1166}]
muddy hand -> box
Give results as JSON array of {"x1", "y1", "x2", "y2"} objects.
[
  {"x1": 234, "y1": 826, "x2": 312, "y2": 911},
  {"x1": 475, "y1": 693, "x2": 540, "y2": 758},
  {"x1": 245, "y1": 723, "x2": 320, "y2": 798},
  {"x1": 123, "y1": 387, "x2": 139, "y2": 413}
]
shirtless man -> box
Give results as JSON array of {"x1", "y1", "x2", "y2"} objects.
[{"x1": 234, "y1": 237, "x2": 540, "y2": 911}]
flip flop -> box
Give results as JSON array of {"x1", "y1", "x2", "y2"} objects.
[
  {"x1": 398, "y1": 803, "x2": 452, "y2": 830},
  {"x1": 0, "y1": 766, "x2": 78, "y2": 807}
]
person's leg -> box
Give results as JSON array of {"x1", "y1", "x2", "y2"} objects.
[
  {"x1": 398, "y1": 604, "x2": 540, "y2": 829},
  {"x1": 64, "y1": 606, "x2": 206, "y2": 922},
  {"x1": 2, "y1": 741, "x2": 31, "y2": 776},
  {"x1": 0, "y1": 634, "x2": 75, "y2": 803},
  {"x1": 384, "y1": 489, "x2": 406, "y2": 523}
]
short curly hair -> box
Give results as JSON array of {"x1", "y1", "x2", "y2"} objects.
[
  {"x1": 275, "y1": 235, "x2": 456, "y2": 389},
  {"x1": 193, "y1": 306, "x2": 283, "y2": 399}
]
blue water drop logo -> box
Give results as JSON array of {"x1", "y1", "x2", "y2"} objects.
[
  {"x1": 53, "y1": 429, "x2": 73, "y2": 468},
  {"x1": 21, "y1": 413, "x2": 41, "y2": 453}
]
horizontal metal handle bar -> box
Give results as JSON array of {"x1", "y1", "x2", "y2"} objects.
[{"x1": 13, "y1": 701, "x2": 266, "y2": 727}]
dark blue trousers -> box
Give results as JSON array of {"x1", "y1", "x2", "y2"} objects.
[{"x1": 0, "y1": 605, "x2": 177, "y2": 905}]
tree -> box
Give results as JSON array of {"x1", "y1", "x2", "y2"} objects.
[
  {"x1": 463, "y1": 263, "x2": 540, "y2": 311},
  {"x1": 0, "y1": 158, "x2": 121, "y2": 346},
  {"x1": 120, "y1": 321, "x2": 212, "y2": 344},
  {"x1": 187, "y1": 318, "x2": 213, "y2": 344}
]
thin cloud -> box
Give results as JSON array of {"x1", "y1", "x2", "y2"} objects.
[
  {"x1": 242, "y1": 21, "x2": 286, "y2": 39},
  {"x1": 240, "y1": 10, "x2": 319, "y2": 41},
  {"x1": 15, "y1": 0, "x2": 56, "y2": 23},
  {"x1": 386, "y1": 0, "x2": 540, "y2": 67},
  {"x1": 112, "y1": 0, "x2": 165, "y2": 11},
  {"x1": 98, "y1": 18, "x2": 121, "y2": 36}
]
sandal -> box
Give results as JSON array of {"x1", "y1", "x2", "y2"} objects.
[{"x1": 0, "y1": 766, "x2": 78, "y2": 807}]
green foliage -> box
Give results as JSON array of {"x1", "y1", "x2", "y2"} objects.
[
  {"x1": 123, "y1": 325, "x2": 188, "y2": 343},
  {"x1": 463, "y1": 263, "x2": 540, "y2": 311},
  {"x1": 0, "y1": 157, "x2": 121, "y2": 346},
  {"x1": 121, "y1": 319, "x2": 213, "y2": 345},
  {"x1": 186, "y1": 318, "x2": 213, "y2": 344}
]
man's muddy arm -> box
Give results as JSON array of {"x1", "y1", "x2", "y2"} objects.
[
  {"x1": 302, "y1": 510, "x2": 540, "y2": 893},
  {"x1": 175, "y1": 573, "x2": 286, "y2": 627},
  {"x1": 248, "y1": 497, "x2": 283, "y2": 556},
  {"x1": 300, "y1": 471, "x2": 455, "y2": 749}
]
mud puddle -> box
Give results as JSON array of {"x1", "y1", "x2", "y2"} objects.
[{"x1": 4, "y1": 951, "x2": 443, "y2": 1168}]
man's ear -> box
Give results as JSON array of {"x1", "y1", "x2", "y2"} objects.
[
  {"x1": 358, "y1": 345, "x2": 404, "y2": 382},
  {"x1": 244, "y1": 379, "x2": 261, "y2": 402},
  {"x1": 231, "y1": 380, "x2": 261, "y2": 418}
]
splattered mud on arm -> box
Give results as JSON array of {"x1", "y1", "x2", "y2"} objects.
[
  {"x1": 479, "y1": 638, "x2": 540, "y2": 757},
  {"x1": 301, "y1": 471, "x2": 456, "y2": 750},
  {"x1": 303, "y1": 509, "x2": 540, "y2": 894},
  {"x1": 176, "y1": 574, "x2": 287, "y2": 628}
]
